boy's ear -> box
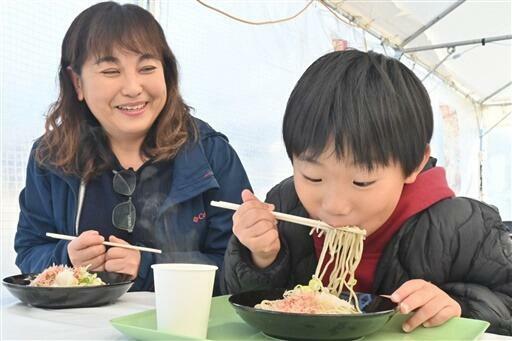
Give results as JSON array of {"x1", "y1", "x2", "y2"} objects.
[
  {"x1": 404, "y1": 145, "x2": 431, "y2": 184},
  {"x1": 67, "y1": 66, "x2": 84, "y2": 101}
]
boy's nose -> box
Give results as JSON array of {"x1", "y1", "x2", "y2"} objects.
[{"x1": 321, "y1": 197, "x2": 352, "y2": 220}]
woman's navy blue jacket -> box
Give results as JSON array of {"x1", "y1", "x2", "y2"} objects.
[{"x1": 15, "y1": 118, "x2": 251, "y2": 294}]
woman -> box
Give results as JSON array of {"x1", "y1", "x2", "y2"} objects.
[{"x1": 14, "y1": 1, "x2": 250, "y2": 294}]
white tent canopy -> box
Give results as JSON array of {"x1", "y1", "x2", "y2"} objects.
[{"x1": 326, "y1": 0, "x2": 512, "y2": 106}]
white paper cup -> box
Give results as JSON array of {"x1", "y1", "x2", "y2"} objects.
[{"x1": 151, "y1": 263, "x2": 218, "y2": 339}]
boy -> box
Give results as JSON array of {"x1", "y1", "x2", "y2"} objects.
[{"x1": 223, "y1": 50, "x2": 512, "y2": 335}]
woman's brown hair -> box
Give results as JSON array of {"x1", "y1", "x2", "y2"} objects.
[{"x1": 36, "y1": 1, "x2": 196, "y2": 181}]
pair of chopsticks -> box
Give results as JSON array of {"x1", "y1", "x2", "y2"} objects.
[
  {"x1": 210, "y1": 201, "x2": 366, "y2": 235},
  {"x1": 46, "y1": 232, "x2": 162, "y2": 254}
]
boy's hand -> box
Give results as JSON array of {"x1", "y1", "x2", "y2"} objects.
[
  {"x1": 104, "y1": 236, "x2": 141, "y2": 280},
  {"x1": 391, "y1": 279, "x2": 461, "y2": 332},
  {"x1": 232, "y1": 189, "x2": 280, "y2": 269},
  {"x1": 67, "y1": 230, "x2": 106, "y2": 271}
]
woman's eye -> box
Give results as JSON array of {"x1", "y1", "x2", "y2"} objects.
[
  {"x1": 353, "y1": 180, "x2": 376, "y2": 187},
  {"x1": 101, "y1": 69, "x2": 119, "y2": 75},
  {"x1": 303, "y1": 175, "x2": 322, "y2": 183},
  {"x1": 140, "y1": 66, "x2": 156, "y2": 73}
]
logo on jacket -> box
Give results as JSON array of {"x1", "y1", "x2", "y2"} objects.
[{"x1": 193, "y1": 211, "x2": 207, "y2": 223}]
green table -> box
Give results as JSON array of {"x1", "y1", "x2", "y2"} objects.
[{"x1": 111, "y1": 295, "x2": 489, "y2": 340}]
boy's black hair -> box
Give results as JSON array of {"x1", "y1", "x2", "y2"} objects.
[{"x1": 283, "y1": 50, "x2": 433, "y2": 176}]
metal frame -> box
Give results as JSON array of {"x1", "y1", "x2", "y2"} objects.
[
  {"x1": 403, "y1": 35, "x2": 512, "y2": 53},
  {"x1": 480, "y1": 111, "x2": 512, "y2": 137},
  {"x1": 421, "y1": 47, "x2": 455, "y2": 81},
  {"x1": 480, "y1": 82, "x2": 512, "y2": 105},
  {"x1": 400, "y1": 0, "x2": 466, "y2": 48}
]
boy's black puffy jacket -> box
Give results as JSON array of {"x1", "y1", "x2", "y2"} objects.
[{"x1": 222, "y1": 177, "x2": 512, "y2": 336}]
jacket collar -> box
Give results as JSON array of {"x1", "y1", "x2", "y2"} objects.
[
  {"x1": 57, "y1": 136, "x2": 219, "y2": 213},
  {"x1": 160, "y1": 138, "x2": 219, "y2": 212}
]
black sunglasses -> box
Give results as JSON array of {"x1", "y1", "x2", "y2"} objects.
[{"x1": 112, "y1": 169, "x2": 137, "y2": 233}]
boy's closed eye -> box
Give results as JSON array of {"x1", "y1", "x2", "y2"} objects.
[
  {"x1": 353, "y1": 180, "x2": 376, "y2": 187},
  {"x1": 302, "y1": 174, "x2": 322, "y2": 183}
]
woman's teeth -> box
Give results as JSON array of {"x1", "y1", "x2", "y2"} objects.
[{"x1": 117, "y1": 103, "x2": 146, "y2": 111}]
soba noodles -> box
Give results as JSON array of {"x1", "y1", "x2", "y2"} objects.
[{"x1": 256, "y1": 225, "x2": 366, "y2": 314}]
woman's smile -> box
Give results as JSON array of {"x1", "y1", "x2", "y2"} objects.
[{"x1": 115, "y1": 101, "x2": 149, "y2": 117}]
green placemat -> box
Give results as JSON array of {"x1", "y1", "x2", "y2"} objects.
[{"x1": 111, "y1": 295, "x2": 489, "y2": 340}]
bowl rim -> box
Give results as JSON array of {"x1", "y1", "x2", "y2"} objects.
[
  {"x1": 2, "y1": 272, "x2": 134, "y2": 290},
  {"x1": 229, "y1": 288, "x2": 397, "y2": 318}
]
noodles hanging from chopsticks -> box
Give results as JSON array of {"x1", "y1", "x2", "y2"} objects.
[{"x1": 312, "y1": 225, "x2": 365, "y2": 312}]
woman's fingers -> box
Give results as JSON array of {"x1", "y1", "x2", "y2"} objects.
[
  {"x1": 77, "y1": 244, "x2": 106, "y2": 261},
  {"x1": 81, "y1": 252, "x2": 106, "y2": 270},
  {"x1": 70, "y1": 230, "x2": 104, "y2": 250}
]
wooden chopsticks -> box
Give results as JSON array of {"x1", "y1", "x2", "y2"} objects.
[
  {"x1": 210, "y1": 200, "x2": 366, "y2": 235},
  {"x1": 46, "y1": 232, "x2": 162, "y2": 254}
]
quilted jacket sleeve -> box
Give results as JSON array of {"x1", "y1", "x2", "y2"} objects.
[
  {"x1": 376, "y1": 197, "x2": 512, "y2": 336},
  {"x1": 439, "y1": 200, "x2": 512, "y2": 335},
  {"x1": 221, "y1": 182, "x2": 292, "y2": 294}
]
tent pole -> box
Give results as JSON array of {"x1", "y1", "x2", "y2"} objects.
[
  {"x1": 421, "y1": 47, "x2": 455, "y2": 81},
  {"x1": 477, "y1": 104, "x2": 484, "y2": 201},
  {"x1": 403, "y1": 35, "x2": 512, "y2": 53},
  {"x1": 400, "y1": 0, "x2": 465, "y2": 48},
  {"x1": 484, "y1": 103, "x2": 512, "y2": 107},
  {"x1": 480, "y1": 81, "x2": 512, "y2": 104},
  {"x1": 480, "y1": 111, "x2": 512, "y2": 138}
]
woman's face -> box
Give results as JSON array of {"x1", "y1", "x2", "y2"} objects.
[{"x1": 70, "y1": 47, "x2": 167, "y2": 143}]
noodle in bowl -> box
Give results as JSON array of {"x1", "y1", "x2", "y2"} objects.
[{"x1": 229, "y1": 288, "x2": 397, "y2": 341}]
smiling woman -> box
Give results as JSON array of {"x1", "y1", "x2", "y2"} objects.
[{"x1": 14, "y1": 1, "x2": 251, "y2": 295}]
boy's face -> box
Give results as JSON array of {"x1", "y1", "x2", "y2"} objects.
[{"x1": 293, "y1": 147, "x2": 428, "y2": 235}]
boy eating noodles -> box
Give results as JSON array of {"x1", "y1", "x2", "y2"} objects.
[{"x1": 223, "y1": 50, "x2": 512, "y2": 335}]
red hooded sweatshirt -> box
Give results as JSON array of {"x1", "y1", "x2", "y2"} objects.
[{"x1": 312, "y1": 167, "x2": 455, "y2": 293}]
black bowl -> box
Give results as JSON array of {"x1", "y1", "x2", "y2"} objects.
[
  {"x1": 229, "y1": 289, "x2": 397, "y2": 340},
  {"x1": 2, "y1": 272, "x2": 133, "y2": 309}
]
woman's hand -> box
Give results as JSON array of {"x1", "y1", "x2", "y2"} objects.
[
  {"x1": 67, "y1": 230, "x2": 106, "y2": 271},
  {"x1": 232, "y1": 189, "x2": 280, "y2": 269},
  {"x1": 390, "y1": 279, "x2": 461, "y2": 332},
  {"x1": 104, "y1": 235, "x2": 141, "y2": 279}
]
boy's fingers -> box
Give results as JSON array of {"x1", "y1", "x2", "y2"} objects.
[
  {"x1": 241, "y1": 190, "x2": 274, "y2": 210},
  {"x1": 246, "y1": 229, "x2": 280, "y2": 253},
  {"x1": 238, "y1": 208, "x2": 276, "y2": 228},
  {"x1": 244, "y1": 221, "x2": 277, "y2": 240},
  {"x1": 402, "y1": 295, "x2": 448, "y2": 332},
  {"x1": 423, "y1": 305, "x2": 460, "y2": 328},
  {"x1": 397, "y1": 284, "x2": 437, "y2": 314},
  {"x1": 391, "y1": 279, "x2": 427, "y2": 303},
  {"x1": 233, "y1": 199, "x2": 269, "y2": 224}
]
